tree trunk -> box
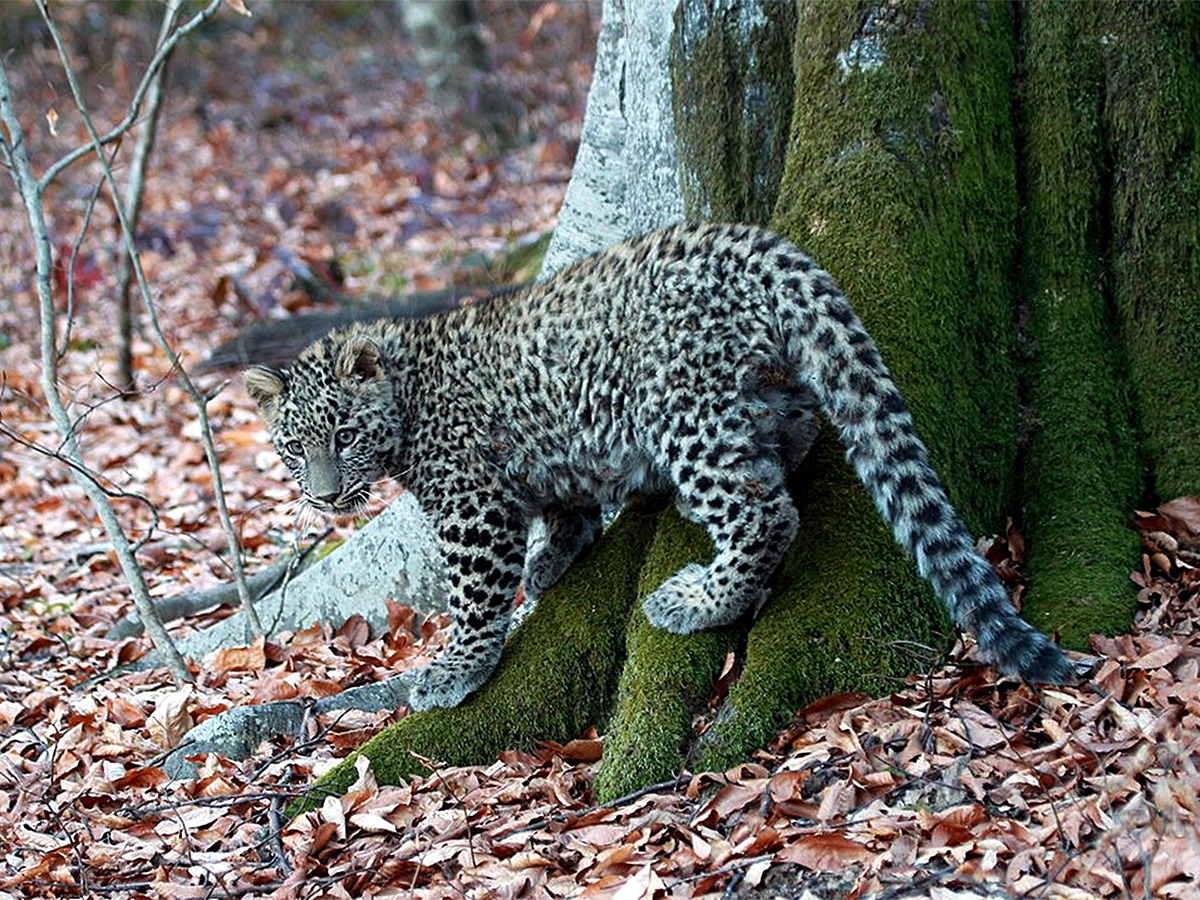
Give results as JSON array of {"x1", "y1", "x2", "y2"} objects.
[
  {"x1": 1103, "y1": 2, "x2": 1200, "y2": 503},
  {"x1": 1015, "y1": 2, "x2": 1143, "y2": 649},
  {"x1": 541, "y1": 0, "x2": 686, "y2": 277},
  {"x1": 679, "y1": 0, "x2": 1024, "y2": 782},
  {"x1": 270, "y1": 1, "x2": 1197, "y2": 810}
]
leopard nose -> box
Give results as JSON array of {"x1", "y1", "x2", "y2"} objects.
[{"x1": 314, "y1": 490, "x2": 341, "y2": 504}]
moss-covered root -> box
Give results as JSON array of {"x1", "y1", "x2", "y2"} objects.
[
  {"x1": 291, "y1": 498, "x2": 663, "y2": 816},
  {"x1": 693, "y1": 436, "x2": 950, "y2": 771},
  {"x1": 1104, "y1": 2, "x2": 1200, "y2": 501},
  {"x1": 1017, "y1": 3, "x2": 1142, "y2": 648},
  {"x1": 593, "y1": 508, "x2": 742, "y2": 802}
]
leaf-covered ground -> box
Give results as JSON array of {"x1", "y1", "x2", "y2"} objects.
[{"x1": 1, "y1": 6, "x2": 1198, "y2": 899}]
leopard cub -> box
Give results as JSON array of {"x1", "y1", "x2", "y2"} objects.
[{"x1": 245, "y1": 223, "x2": 1078, "y2": 711}]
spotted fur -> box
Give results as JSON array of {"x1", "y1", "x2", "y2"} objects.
[{"x1": 245, "y1": 222, "x2": 1078, "y2": 711}]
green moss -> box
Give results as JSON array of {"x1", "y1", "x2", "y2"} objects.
[
  {"x1": 461, "y1": 232, "x2": 553, "y2": 287},
  {"x1": 1016, "y1": 2, "x2": 1142, "y2": 647},
  {"x1": 501, "y1": 231, "x2": 553, "y2": 284},
  {"x1": 291, "y1": 498, "x2": 661, "y2": 815},
  {"x1": 1103, "y1": 2, "x2": 1200, "y2": 501},
  {"x1": 669, "y1": 0, "x2": 796, "y2": 223},
  {"x1": 594, "y1": 507, "x2": 743, "y2": 802},
  {"x1": 314, "y1": 538, "x2": 345, "y2": 561},
  {"x1": 694, "y1": 433, "x2": 951, "y2": 769},
  {"x1": 772, "y1": 1, "x2": 1020, "y2": 531}
]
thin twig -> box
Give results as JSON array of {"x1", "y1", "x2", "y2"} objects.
[
  {"x1": 60, "y1": 174, "x2": 106, "y2": 360},
  {"x1": 429, "y1": 764, "x2": 479, "y2": 870},
  {"x1": 115, "y1": 0, "x2": 182, "y2": 391},
  {"x1": 494, "y1": 774, "x2": 688, "y2": 839},
  {"x1": 0, "y1": 418, "x2": 161, "y2": 552},
  {"x1": 667, "y1": 853, "x2": 773, "y2": 888},
  {"x1": 37, "y1": 0, "x2": 223, "y2": 188},
  {"x1": 37, "y1": 0, "x2": 264, "y2": 636},
  {"x1": 0, "y1": 58, "x2": 191, "y2": 682}
]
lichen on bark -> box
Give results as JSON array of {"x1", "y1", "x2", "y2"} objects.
[{"x1": 669, "y1": 0, "x2": 796, "y2": 223}]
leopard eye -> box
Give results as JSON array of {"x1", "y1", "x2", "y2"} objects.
[
  {"x1": 283, "y1": 439, "x2": 304, "y2": 458},
  {"x1": 334, "y1": 427, "x2": 357, "y2": 451}
]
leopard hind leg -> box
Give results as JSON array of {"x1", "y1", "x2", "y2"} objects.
[
  {"x1": 642, "y1": 389, "x2": 799, "y2": 633},
  {"x1": 772, "y1": 382, "x2": 820, "y2": 474}
]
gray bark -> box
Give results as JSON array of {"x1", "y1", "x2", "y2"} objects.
[
  {"x1": 161, "y1": 495, "x2": 444, "y2": 773},
  {"x1": 173, "y1": 493, "x2": 445, "y2": 661},
  {"x1": 163, "y1": 674, "x2": 415, "y2": 779},
  {"x1": 540, "y1": 0, "x2": 685, "y2": 276}
]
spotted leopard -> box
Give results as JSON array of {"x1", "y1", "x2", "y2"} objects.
[{"x1": 244, "y1": 222, "x2": 1079, "y2": 711}]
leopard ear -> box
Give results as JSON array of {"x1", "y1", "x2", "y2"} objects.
[
  {"x1": 243, "y1": 366, "x2": 287, "y2": 419},
  {"x1": 335, "y1": 335, "x2": 382, "y2": 383}
]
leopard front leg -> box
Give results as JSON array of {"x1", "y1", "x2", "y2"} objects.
[
  {"x1": 523, "y1": 506, "x2": 603, "y2": 601},
  {"x1": 508, "y1": 505, "x2": 603, "y2": 633},
  {"x1": 403, "y1": 486, "x2": 527, "y2": 711}
]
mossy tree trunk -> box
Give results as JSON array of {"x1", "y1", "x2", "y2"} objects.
[
  {"x1": 1016, "y1": 2, "x2": 1143, "y2": 648},
  {"x1": 308, "y1": 0, "x2": 1200, "y2": 809}
]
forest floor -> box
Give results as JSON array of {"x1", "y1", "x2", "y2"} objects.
[{"x1": 1, "y1": 4, "x2": 1198, "y2": 899}]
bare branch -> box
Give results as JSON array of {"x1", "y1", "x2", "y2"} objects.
[
  {"x1": 60, "y1": 175, "x2": 105, "y2": 361},
  {"x1": 116, "y1": 0, "x2": 183, "y2": 390},
  {"x1": 37, "y1": 0, "x2": 223, "y2": 188},
  {"x1": 37, "y1": 0, "x2": 265, "y2": 636},
  {"x1": 0, "y1": 55, "x2": 192, "y2": 683}
]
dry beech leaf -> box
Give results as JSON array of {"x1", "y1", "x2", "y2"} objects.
[
  {"x1": 1159, "y1": 496, "x2": 1200, "y2": 535},
  {"x1": 778, "y1": 833, "x2": 872, "y2": 871},
  {"x1": 146, "y1": 687, "x2": 193, "y2": 748},
  {"x1": 348, "y1": 812, "x2": 397, "y2": 834},
  {"x1": 557, "y1": 737, "x2": 604, "y2": 762},
  {"x1": 1130, "y1": 642, "x2": 1183, "y2": 670},
  {"x1": 209, "y1": 636, "x2": 267, "y2": 674}
]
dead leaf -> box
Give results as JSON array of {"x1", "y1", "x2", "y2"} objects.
[
  {"x1": 1159, "y1": 497, "x2": 1200, "y2": 535},
  {"x1": 209, "y1": 636, "x2": 267, "y2": 674},
  {"x1": 778, "y1": 833, "x2": 872, "y2": 871},
  {"x1": 146, "y1": 687, "x2": 194, "y2": 748},
  {"x1": 1130, "y1": 642, "x2": 1182, "y2": 670}
]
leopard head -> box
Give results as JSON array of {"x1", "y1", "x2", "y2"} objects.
[{"x1": 244, "y1": 330, "x2": 400, "y2": 517}]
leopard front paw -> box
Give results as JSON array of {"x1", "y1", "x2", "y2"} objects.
[
  {"x1": 402, "y1": 657, "x2": 496, "y2": 712},
  {"x1": 522, "y1": 549, "x2": 567, "y2": 602}
]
